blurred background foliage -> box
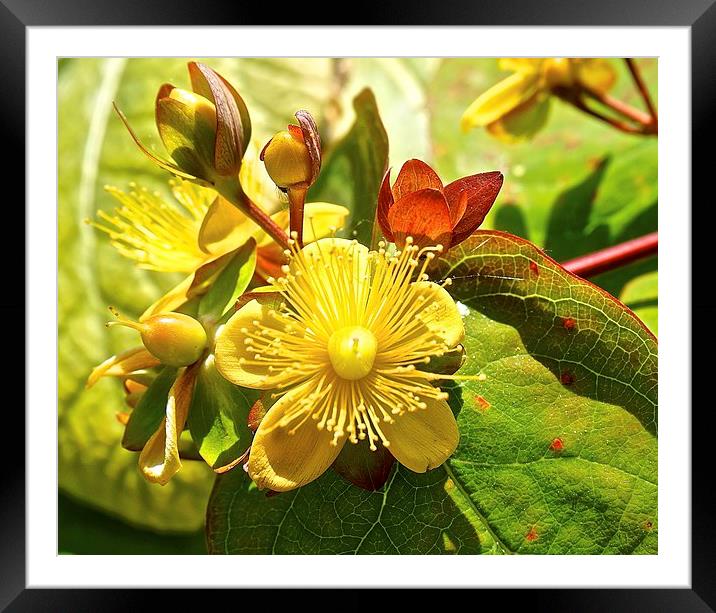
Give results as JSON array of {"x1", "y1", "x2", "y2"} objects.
[{"x1": 58, "y1": 57, "x2": 657, "y2": 554}]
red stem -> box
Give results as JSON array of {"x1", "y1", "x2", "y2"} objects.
[
  {"x1": 287, "y1": 187, "x2": 307, "y2": 248},
  {"x1": 216, "y1": 179, "x2": 289, "y2": 250},
  {"x1": 562, "y1": 232, "x2": 658, "y2": 278},
  {"x1": 625, "y1": 58, "x2": 659, "y2": 128},
  {"x1": 581, "y1": 86, "x2": 654, "y2": 129}
]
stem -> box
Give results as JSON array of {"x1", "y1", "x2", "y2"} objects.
[
  {"x1": 625, "y1": 58, "x2": 658, "y2": 127},
  {"x1": 287, "y1": 186, "x2": 307, "y2": 248},
  {"x1": 570, "y1": 98, "x2": 646, "y2": 135},
  {"x1": 561, "y1": 232, "x2": 657, "y2": 278},
  {"x1": 553, "y1": 87, "x2": 652, "y2": 136},
  {"x1": 215, "y1": 178, "x2": 289, "y2": 250},
  {"x1": 581, "y1": 86, "x2": 654, "y2": 128}
]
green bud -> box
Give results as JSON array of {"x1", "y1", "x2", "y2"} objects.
[
  {"x1": 107, "y1": 309, "x2": 207, "y2": 367},
  {"x1": 115, "y1": 62, "x2": 251, "y2": 186}
]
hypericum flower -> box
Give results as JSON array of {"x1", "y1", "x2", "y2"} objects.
[
  {"x1": 377, "y1": 159, "x2": 503, "y2": 250},
  {"x1": 90, "y1": 145, "x2": 348, "y2": 318},
  {"x1": 115, "y1": 61, "x2": 251, "y2": 186},
  {"x1": 214, "y1": 236, "x2": 474, "y2": 492},
  {"x1": 461, "y1": 58, "x2": 617, "y2": 141}
]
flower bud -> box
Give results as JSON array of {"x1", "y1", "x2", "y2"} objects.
[
  {"x1": 115, "y1": 62, "x2": 251, "y2": 186},
  {"x1": 107, "y1": 309, "x2": 207, "y2": 367},
  {"x1": 261, "y1": 129, "x2": 313, "y2": 189},
  {"x1": 261, "y1": 110, "x2": 321, "y2": 192}
]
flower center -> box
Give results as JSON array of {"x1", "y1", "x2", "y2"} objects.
[{"x1": 327, "y1": 325, "x2": 377, "y2": 380}]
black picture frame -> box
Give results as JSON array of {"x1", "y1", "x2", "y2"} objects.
[{"x1": 9, "y1": 0, "x2": 709, "y2": 609}]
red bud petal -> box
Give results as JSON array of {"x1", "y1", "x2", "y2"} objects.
[
  {"x1": 188, "y1": 62, "x2": 252, "y2": 176},
  {"x1": 333, "y1": 439, "x2": 395, "y2": 492},
  {"x1": 294, "y1": 110, "x2": 321, "y2": 185},
  {"x1": 376, "y1": 168, "x2": 395, "y2": 242},
  {"x1": 444, "y1": 171, "x2": 503, "y2": 245},
  {"x1": 387, "y1": 188, "x2": 452, "y2": 249},
  {"x1": 392, "y1": 159, "x2": 443, "y2": 202}
]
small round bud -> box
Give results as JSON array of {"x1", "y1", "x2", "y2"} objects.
[
  {"x1": 262, "y1": 130, "x2": 312, "y2": 188},
  {"x1": 139, "y1": 313, "x2": 208, "y2": 367}
]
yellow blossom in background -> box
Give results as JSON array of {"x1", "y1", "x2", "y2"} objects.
[
  {"x1": 214, "y1": 237, "x2": 472, "y2": 492},
  {"x1": 461, "y1": 58, "x2": 617, "y2": 142}
]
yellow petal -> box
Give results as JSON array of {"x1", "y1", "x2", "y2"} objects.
[
  {"x1": 461, "y1": 71, "x2": 541, "y2": 131},
  {"x1": 198, "y1": 196, "x2": 253, "y2": 255},
  {"x1": 576, "y1": 58, "x2": 617, "y2": 93},
  {"x1": 257, "y1": 202, "x2": 350, "y2": 248},
  {"x1": 86, "y1": 347, "x2": 160, "y2": 388},
  {"x1": 247, "y1": 383, "x2": 345, "y2": 491},
  {"x1": 412, "y1": 281, "x2": 464, "y2": 347},
  {"x1": 381, "y1": 396, "x2": 459, "y2": 473},
  {"x1": 138, "y1": 364, "x2": 198, "y2": 485},
  {"x1": 214, "y1": 298, "x2": 289, "y2": 389},
  {"x1": 498, "y1": 58, "x2": 542, "y2": 73},
  {"x1": 485, "y1": 93, "x2": 551, "y2": 143}
]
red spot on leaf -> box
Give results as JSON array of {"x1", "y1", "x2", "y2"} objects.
[
  {"x1": 560, "y1": 372, "x2": 575, "y2": 386},
  {"x1": 562, "y1": 317, "x2": 577, "y2": 331},
  {"x1": 525, "y1": 526, "x2": 539, "y2": 542},
  {"x1": 474, "y1": 395, "x2": 491, "y2": 411},
  {"x1": 529, "y1": 261, "x2": 539, "y2": 277},
  {"x1": 550, "y1": 437, "x2": 565, "y2": 452},
  {"x1": 643, "y1": 520, "x2": 654, "y2": 531}
]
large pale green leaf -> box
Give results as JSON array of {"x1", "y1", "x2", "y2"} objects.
[
  {"x1": 206, "y1": 231, "x2": 657, "y2": 554},
  {"x1": 309, "y1": 89, "x2": 389, "y2": 245}
]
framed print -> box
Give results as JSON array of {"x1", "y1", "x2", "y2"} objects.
[{"x1": 7, "y1": 0, "x2": 712, "y2": 608}]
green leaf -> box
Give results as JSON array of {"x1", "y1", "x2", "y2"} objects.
[
  {"x1": 121, "y1": 366, "x2": 177, "y2": 451},
  {"x1": 187, "y1": 359, "x2": 258, "y2": 471},
  {"x1": 206, "y1": 231, "x2": 657, "y2": 554},
  {"x1": 198, "y1": 238, "x2": 257, "y2": 320},
  {"x1": 309, "y1": 88, "x2": 389, "y2": 245},
  {"x1": 620, "y1": 271, "x2": 658, "y2": 335},
  {"x1": 207, "y1": 466, "x2": 500, "y2": 554}
]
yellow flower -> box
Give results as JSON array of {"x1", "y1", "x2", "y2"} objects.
[
  {"x1": 461, "y1": 58, "x2": 617, "y2": 142},
  {"x1": 90, "y1": 143, "x2": 349, "y2": 319},
  {"x1": 214, "y1": 237, "x2": 470, "y2": 492}
]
